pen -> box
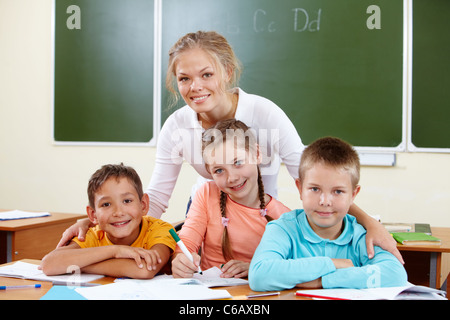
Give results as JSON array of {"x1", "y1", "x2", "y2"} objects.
[
  {"x1": 51, "y1": 281, "x2": 101, "y2": 287},
  {"x1": 295, "y1": 292, "x2": 349, "y2": 300},
  {"x1": 0, "y1": 284, "x2": 42, "y2": 290},
  {"x1": 169, "y1": 229, "x2": 203, "y2": 275},
  {"x1": 233, "y1": 292, "x2": 280, "y2": 300}
]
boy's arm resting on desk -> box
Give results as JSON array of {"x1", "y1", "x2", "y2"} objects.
[
  {"x1": 249, "y1": 220, "x2": 408, "y2": 291},
  {"x1": 41, "y1": 242, "x2": 171, "y2": 279},
  {"x1": 82, "y1": 244, "x2": 171, "y2": 279},
  {"x1": 249, "y1": 223, "x2": 337, "y2": 292},
  {"x1": 321, "y1": 241, "x2": 408, "y2": 289}
]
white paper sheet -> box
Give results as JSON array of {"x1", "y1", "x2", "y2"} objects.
[
  {"x1": 0, "y1": 261, "x2": 103, "y2": 284},
  {"x1": 296, "y1": 283, "x2": 447, "y2": 300},
  {"x1": 75, "y1": 278, "x2": 232, "y2": 300},
  {"x1": 76, "y1": 267, "x2": 247, "y2": 300},
  {"x1": 0, "y1": 210, "x2": 50, "y2": 221},
  {"x1": 119, "y1": 266, "x2": 248, "y2": 287}
]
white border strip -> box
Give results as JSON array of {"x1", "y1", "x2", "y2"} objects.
[
  {"x1": 399, "y1": 0, "x2": 409, "y2": 153},
  {"x1": 152, "y1": 0, "x2": 162, "y2": 144},
  {"x1": 51, "y1": 0, "x2": 56, "y2": 145},
  {"x1": 359, "y1": 152, "x2": 396, "y2": 167}
]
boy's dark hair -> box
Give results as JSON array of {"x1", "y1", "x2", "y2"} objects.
[
  {"x1": 87, "y1": 163, "x2": 143, "y2": 208},
  {"x1": 299, "y1": 137, "x2": 360, "y2": 189}
]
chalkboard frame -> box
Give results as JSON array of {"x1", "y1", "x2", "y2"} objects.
[
  {"x1": 53, "y1": 0, "x2": 438, "y2": 158},
  {"x1": 52, "y1": 0, "x2": 159, "y2": 146},
  {"x1": 158, "y1": 0, "x2": 407, "y2": 154},
  {"x1": 407, "y1": 0, "x2": 450, "y2": 153}
]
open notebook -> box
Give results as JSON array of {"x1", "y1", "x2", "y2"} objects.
[
  {"x1": 296, "y1": 284, "x2": 447, "y2": 300},
  {"x1": 0, "y1": 261, "x2": 103, "y2": 284}
]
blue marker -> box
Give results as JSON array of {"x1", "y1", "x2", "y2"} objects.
[
  {"x1": 0, "y1": 284, "x2": 41, "y2": 290},
  {"x1": 169, "y1": 229, "x2": 202, "y2": 275}
]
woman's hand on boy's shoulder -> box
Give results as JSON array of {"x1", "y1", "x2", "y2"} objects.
[
  {"x1": 365, "y1": 220, "x2": 404, "y2": 264},
  {"x1": 57, "y1": 218, "x2": 93, "y2": 248}
]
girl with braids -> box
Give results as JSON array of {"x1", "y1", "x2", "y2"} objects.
[{"x1": 171, "y1": 119, "x2": 291, "y2": 279}]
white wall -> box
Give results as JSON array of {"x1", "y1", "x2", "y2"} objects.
[
  {"x1": 1, "y1": 0, "x2": 449, "y2": 227},
  {"x1": 278, "y1": 153, "x2": 450, "y2": 227}
]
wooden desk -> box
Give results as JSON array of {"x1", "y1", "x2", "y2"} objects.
[
  {"x1": 0, "y1": 260, "x2": 115, "y2": 300},
  {"x1": 0, "y1": 211, "x2": 86, "y2": 263},
  {"x1": 0, "y1": 260, "x2": 306, "y2": 301},
  {"x1": 397, "y1": 227, "x2": 450, "y2": 290}
]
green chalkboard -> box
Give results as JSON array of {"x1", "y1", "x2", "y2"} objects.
[
  {"x1": 411, "y1": 0, "x2": 450, "y2": 150},
  {"x1": 54, "y1": 0, "x2": 154, "y2": 143},
  {"x1": 161, "y1": 0, "x2": 404, "y2": 148}
]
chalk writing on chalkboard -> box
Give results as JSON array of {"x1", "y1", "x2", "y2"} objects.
[
  {"x1": 66, "y1": 5, "x2": 81, "y2": 30},
  {"x1": 161, "y1": 0, "x2": 403, "y2": 149},
  {"x1": 253, "y1": 8, "x2": 322, "y2": 33}
]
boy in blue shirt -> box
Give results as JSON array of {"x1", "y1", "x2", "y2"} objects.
[{"x1": 249, "y1": 137, "x2": 407, "y2": 291}]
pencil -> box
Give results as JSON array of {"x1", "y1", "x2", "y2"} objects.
[{"x1": 295, "y1": 292, "x2": 349, "y2": 300}]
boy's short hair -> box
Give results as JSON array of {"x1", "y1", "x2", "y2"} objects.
[
  {"x1": 87, "y1": 163, "x2": 144, "y2": 208},
  {"x1": 299, "y1": 137, "x2": 360, "y2": 189}
]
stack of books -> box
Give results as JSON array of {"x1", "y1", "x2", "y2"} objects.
[
  {"x1": 392, "y1": 232, "x2": 441, "y2": 246},
  {"x1": 382, "y1": 222, "x2": 441, "y2": 246}
]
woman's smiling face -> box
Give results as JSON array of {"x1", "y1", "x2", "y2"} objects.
[{"x1": 175, "y1": 48, "x2": 230, "y2": 117}]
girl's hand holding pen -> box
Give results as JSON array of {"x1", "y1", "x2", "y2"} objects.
[
  {"x1": 169, "y1": 229, "x2": 203, "y2": 277},
  {"x1": 172, "y1": 251, "x2": 202, "y2": 278}
]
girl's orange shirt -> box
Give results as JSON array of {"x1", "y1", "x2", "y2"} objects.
[{"x1": 177, "y1": 181, "x2": 291, "y2": 270}]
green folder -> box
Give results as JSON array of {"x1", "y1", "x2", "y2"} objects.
[{"x1": 392, "y1": 232, "x2": 441, "y2": 245}]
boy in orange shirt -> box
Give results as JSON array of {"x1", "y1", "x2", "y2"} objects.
[{"x1": 41, "y1": 164, "x2": 176, "y2": 279}]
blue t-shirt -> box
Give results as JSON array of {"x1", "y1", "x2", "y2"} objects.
[{"x1": 249, "y1": 209, "x2": 407, "y2": 291}]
